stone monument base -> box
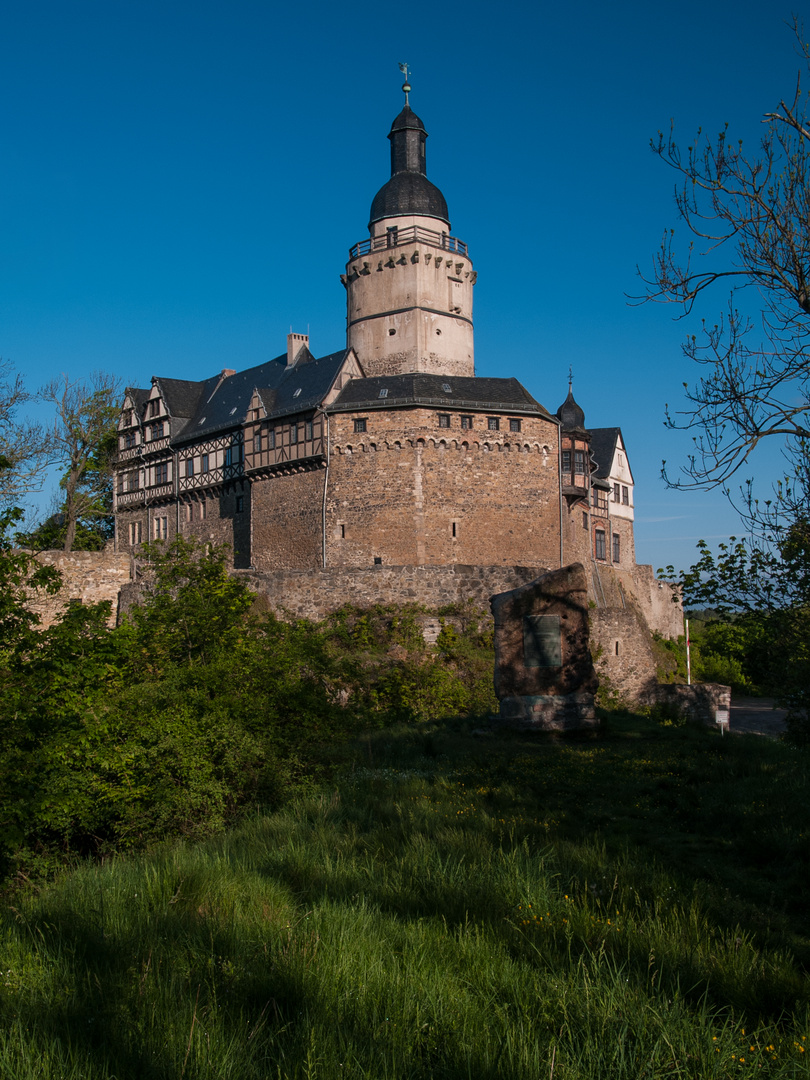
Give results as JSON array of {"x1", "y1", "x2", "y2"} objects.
[{"x1": 496, "y1": 692, "x2": 598, "y2": 731}]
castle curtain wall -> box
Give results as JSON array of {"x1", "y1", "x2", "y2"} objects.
[
  {"x1": 324, "y1": 408, "x2": 561, "y2": 568},
  {"x1": 251, "y1": 469, "x2": 325, "y2": 571}
]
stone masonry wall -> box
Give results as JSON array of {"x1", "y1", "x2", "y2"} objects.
[
  {"x1": 26, "y1": 548, "x2": 132, "y2": 629},
  {"x1": 325, "y1": 407, "x2": 561, "y2": 568},
  {"x1": 251, "y1": 469, "x2": 325, "y2": 571}
]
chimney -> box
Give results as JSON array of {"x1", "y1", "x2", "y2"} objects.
[{"x1": 287, "y1": 332, "x2": 309, "y2": 366}]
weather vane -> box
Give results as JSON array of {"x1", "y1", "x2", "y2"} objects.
[
  {"x1": 399, "y1": 62, "x2": 411, "y2": 105},
  {"x1": 568, "y1": 366, "x2": 574, "y2": 391}
]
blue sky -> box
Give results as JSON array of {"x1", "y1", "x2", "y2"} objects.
[{"x1": 1, "y1": 0, "x2": 803, "y2": 570}]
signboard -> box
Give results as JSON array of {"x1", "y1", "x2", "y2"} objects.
[
  {"x1": 523, "y1": 615, "x2": 562, "y2": 668},
  {"x1": 715, "y1": 709, "x2": 730, "y2": 726}
]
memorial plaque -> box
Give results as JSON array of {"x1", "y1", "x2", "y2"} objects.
[{"x1": 523, "y1": 615, "x2": 562, "y2": 668}]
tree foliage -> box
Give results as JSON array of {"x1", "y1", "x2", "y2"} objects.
[
  {"x1": 0, "y1": 360, "x2": 53, "y2": 505},
  {"x1": 640, "y1": 18, "x2": 810, "y2": 498},
  {"x1": 39, "y1": 371, "x2": 121, "y2": 551},
  {"x1": 0, "y1": 534, "x2": 496, "y2": 884}
]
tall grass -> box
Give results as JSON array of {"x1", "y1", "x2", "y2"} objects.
[{"x1": 1, "y1": 714, "x2": 808, "y2": 1078}]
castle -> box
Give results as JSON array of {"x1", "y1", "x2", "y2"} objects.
[{"x1": 113, "y1": 88, "x2": 641, "y2": 588}]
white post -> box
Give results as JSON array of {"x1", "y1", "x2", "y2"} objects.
[{"x1": 685, "y1": 617, "x2": 691, "y2": 686}]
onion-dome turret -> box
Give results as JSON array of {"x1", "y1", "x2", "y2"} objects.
[{"x1": 368, "y1": 103, "x2": 450, "y2": 229}]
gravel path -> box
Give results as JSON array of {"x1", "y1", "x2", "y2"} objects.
[{"x1": 729, "y1": 697, "x2": 787, "y2": 738}]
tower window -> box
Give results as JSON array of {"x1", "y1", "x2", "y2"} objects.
[
  {"x1": 201, "y1": 453, "x2": 209, "y2": 473},
  {"x1": 622, "y1": 485, "x2": 630, "y2": 505},
  {"x1": 614, "y1": 482, "x2": 620, "y2": 502},
  {"x1": 562, "y1": 450, "x2": 571, "y2": 473},
  {"x1": 509, "y1": 418, "x2": 521, "y2": 433},
  {"x1": 574, "y1": 450, "x2": 586, "y2": 475},
  {"x1": 268, "y1": 428, "x2": 276, "y2": 449},
  {"x1": 487, "y1": 417, "x2": 500, "y2": 431},
  {"x1": 235, "y1": 496, "x2": 244, "y2": 513},
  {"x1": 290, "y1": 424, "x2": 298, "y2": 445},
  {"x1": 613, "y1": 533, "x2": 621, "y2": 563},
  {"x1": 388, "y1": 328, "x2": 397, "y2": 336},
  {"x1": 386, "y1": 226, "x2": 398, "y2": 247},
  {"x1": 354, "y1": 418, "x2": 367, "y2": 434},
  {"x1": 254, "y1": 432, "x2": 262, "y2": 454},
  {"x1": 460, "y1": 415, "x2": 472, "y2": 430},
  {"x1": 186, "y1": 458, "x2": 194, "y2": 478},
  {"x1": 305, "y1": 420, "x2": 314, "y2": 440},
  {"x1": 438, "y1": 414, "x2": 450, "y2": 428}
]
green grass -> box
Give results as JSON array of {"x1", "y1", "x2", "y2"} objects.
[{"x1": 1, "y1": 713, "x2": 809, "y2": 1078}]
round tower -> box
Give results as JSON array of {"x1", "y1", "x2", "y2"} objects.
[{"x1": 343, "y1": 84, "x2": 476, "y2": 378}]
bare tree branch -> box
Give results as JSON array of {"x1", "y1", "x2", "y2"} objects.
[{"x1": 636, "y1": 17, "x2": 810, "y2": 502}]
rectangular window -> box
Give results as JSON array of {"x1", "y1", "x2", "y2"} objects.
[
  {"x1": 386, "y1": 226, "x2": 398, "y2": 248},
  {"x1": 574, "y1": 450, "x2": 586, "y2": 475},
  {"x1": 622, "y1": 485, "x2": 629, "y2": 505},
  {"x1": 201, "y1": 453, "x2": 209, "y2": 472},
  {"x1": 438, "y1": 414, "x2": 450, "y2": 428},
  {"x1": 153, "y1": 515, "x2": 168, "y2": 540},
  {"x1": 235, "y1": 495, "x2": 244, "y2": 513},
  {"x1": 155, "y1": 462, "x2": 168, "y2": 485},
  {"x1": 254, "y1": 432, "x2": 262, "y2": 454},
  {"x1": 290, "y1": 423, "x2": 298, "y2": 445},
  {"x1": 460, "y1": 415, "x2": 472, "y2": 430},
  {"x1": 124, "y1": 431, "x2": 137, "y2": 449},
  {"x1": 304, "y1": 420, "x2": 314, "y2": 440},
  {"x1": 354, "y1": 418, "x2": 367, "y2": 434},
  {"x1": 148, "y1": 399, "x2": 159, "y2": 418},
  {"x1": 614, "y1": 482, "x2": 620, "y2": 502},
  {"x1": 186, "y1": 504, "x2": 193, "y2": 522},
  {"x1": 595, "y1": 529, "x2": 606, "y2": 560},
  {"x1": 582, "y1": 511, "x2": 588, "y2": 530},
  {"x1": 487, "y1": 417, "x2": 500, "y2": 431},
  {"x1": 186, "y1": 458, "x2": 194, "y2": 478},
  {"x1": 129, "y1": 521, "x2": 142, "y2": 544},
  {"x1": 225, "y1": 444, "x2": 241, "y2": 466},
  {"x1": 127, "y1": 472, "x2": 139, "y2": 492},
  {"x1": 339, "y1": 523, "x2": 345, "y2": 538},
  {"x1": 509, "y1": 418, "x2": 521, "y2": 433},
  {"x1": 268, "y1": 428, "x2": 276, "y2": 450},
  {"x1": 612, "y1": 533, "x2": 621, "y2": 563},
  {"x1": 151, "y1": 422, "x2": 164, "y2": 441},
  {"x1": 451, "y1": 521, "x2": 457, "y2": 538},
  {"x1": 562, "y1": 450, "x2": 571, "y2": 473},
  {"x1": 200, "y1": 499, "x2": 206, "y2": 521},
  {"x1": 124, "y1": 409, "x2": 134, "y2": 427}
]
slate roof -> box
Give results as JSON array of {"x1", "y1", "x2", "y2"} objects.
[
  {"x1": 589, "y1": 427, "x2": 634, "y2": 483},
  {"x1": 164, "y1": 349, "x2": 349, "y2": 446},
  {"x1": 370, "y1": 173, "x2": 450, "y2": 227},
  {"x1": 556, "y1": 388, "x2": 586, "y2": 432},
  {"x1": 329, "y1": 373, "x2": 555, "y2": 420},
  {"x1": 369, "y1": 102, "x2": 450, "y2": 228},
  {"x1": 125, "y1": 387, "x2": 150, "y2": 417}
]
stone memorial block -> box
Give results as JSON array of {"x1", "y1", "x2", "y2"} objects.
[{"x1": 490, "y1": 563, "x2": 599, "y2": 730}]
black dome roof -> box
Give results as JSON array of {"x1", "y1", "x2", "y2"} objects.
[
  {"x1": 556, "y1": 388, "x2": 587, "y2": 432},
  {"x1": 370, "y1": 173, "x2": 450, "y2": 227},
  {"x1": 368, "y1": 102, "x2": 450, "y2": 229}
]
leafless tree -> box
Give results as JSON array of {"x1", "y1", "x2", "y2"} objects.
[
  {"x1": 40, "y1": 371, "x2": 122, "y2": 552},
  {"x1": 639, "y1": 17, "x2": 810, "y2": 506},
  {"x1": 0, "y1": 359, "x2": 53, "y2": 504}
]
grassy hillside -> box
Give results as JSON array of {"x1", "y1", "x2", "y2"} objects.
[{"x1": 1, "y1": 713, "x2": 809, "y2": 1079}]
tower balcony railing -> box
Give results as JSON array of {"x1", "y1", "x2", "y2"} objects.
[{"x1": 349, "y1": 225, "x2": 468, "y2": 261}]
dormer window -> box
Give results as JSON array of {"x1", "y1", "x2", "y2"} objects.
[
  {"x1": 379, "y1": 388, "x2": 389, "y2": 398},
  {"x1": 293, "y1": 388, "x2": 302, "y2": 398},
  {"x1": 148, "y1": 399, "x2": 160, "y2": 418}
]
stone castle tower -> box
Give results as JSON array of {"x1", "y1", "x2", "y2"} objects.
[{"x1": 342, "y1": 89, "x2": 476, "y2": 379}]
